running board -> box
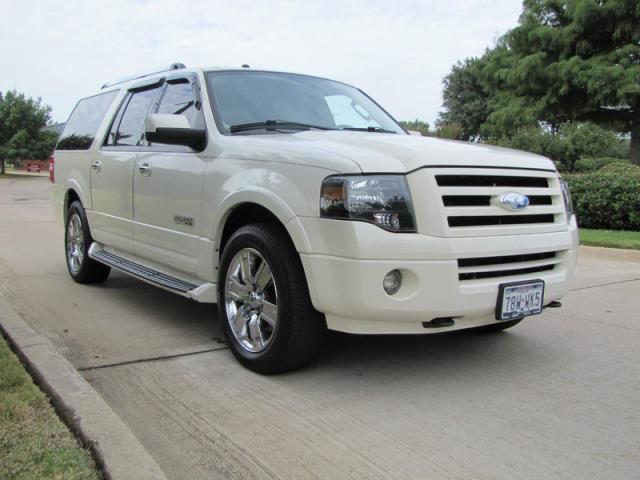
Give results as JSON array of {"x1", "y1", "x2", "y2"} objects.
[{"x1": 89, "y1": 244, "x2": 217, "y2": 303}]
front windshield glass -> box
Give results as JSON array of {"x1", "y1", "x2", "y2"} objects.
[{"x1": 205, "y1": 71, "x2": 405, "y2": 135}]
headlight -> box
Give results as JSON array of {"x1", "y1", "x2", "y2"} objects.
[
  {"x1": 320, "y1": 175, "x2": 416, "y2": 232},
  {"x1": 559, "y1": 178, "x2": 574, "y2": 218}
]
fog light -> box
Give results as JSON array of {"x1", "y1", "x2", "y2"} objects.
[{"x1": 383, "y1": 269, "x2": 402, "y2": 295}]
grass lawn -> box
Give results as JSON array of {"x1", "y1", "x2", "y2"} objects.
[
  {"x1": 579, "y1": 228, "x2": 640, "y2": 250},
  {"x1": 0, "y1": 335, "x2": 100, "y2": 480},
  {"x1": 0, "y1": 173, "x2": 44, "y2": 180}
]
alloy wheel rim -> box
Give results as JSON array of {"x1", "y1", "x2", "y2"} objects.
[
  {"x1": 66, "y1": 212, "x2": 84, "y2": 274},
  {"x1": 224, "y1": 248, "x2": 278, "y2": 353}
]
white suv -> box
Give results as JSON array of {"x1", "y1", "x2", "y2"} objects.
[{"x1": 51, "y1": 64, "x2": 578, "y2": 373}]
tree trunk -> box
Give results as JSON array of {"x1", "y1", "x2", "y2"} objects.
[
  {"x1": 631, "y1": 110, "x2": 640, "y2": 166},
  {"x1": 0, "y1": 158, "x2": 5, "y2": 175}
]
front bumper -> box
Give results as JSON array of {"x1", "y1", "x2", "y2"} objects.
[{"x1": 297, "y1": 216, "x2": 578, "y2": 334}]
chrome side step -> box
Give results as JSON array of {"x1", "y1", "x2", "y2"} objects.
[
  {"x1": 88, "y1": 244, "x2": 217, "y2": 302},
  {"x1": 93, "y1": 250, "x2": 198, "y2": 291}
]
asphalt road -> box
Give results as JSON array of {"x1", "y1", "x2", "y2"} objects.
[{"x1": 1, "y1": 175, "x2": 639, "y2": 480}]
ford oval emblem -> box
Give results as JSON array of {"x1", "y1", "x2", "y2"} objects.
[{"x1": 499, "y1": 192, "x2": 529, "y2": 211}]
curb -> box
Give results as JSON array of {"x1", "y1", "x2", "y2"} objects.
[
  {"x1": 579, "y1": 245, "x2": 640, "y2": 263},
  {"x1": 0, "y1": 301, "x2": 167, "y2": 480}
]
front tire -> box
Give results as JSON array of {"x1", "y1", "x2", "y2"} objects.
[
  {"x1": 218, "y1": 223, "x2": 326, "y2": 374},
  {"x1": 65, "y1": 201, "x2": 111, "y2": 284}
]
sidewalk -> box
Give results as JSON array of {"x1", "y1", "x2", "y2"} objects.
[{"x1": 0, "y1": 300, "x2": 167, "y2": 480}]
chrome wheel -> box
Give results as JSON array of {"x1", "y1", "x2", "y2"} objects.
[
  {"x1": 224, "y1": 248, "x2": 278, "y2": 353},
  {"x1": 66, "y1": 212, "x2": 84, "y2": 274}
]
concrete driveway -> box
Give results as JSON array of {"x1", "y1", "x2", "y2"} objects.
[{"x1": 1, "y1": 176, "x2": 639, "y2": 479}]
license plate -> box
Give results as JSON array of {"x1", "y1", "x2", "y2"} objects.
[{"x1": 496, "y1": 280, "x2": 545, "y2": 321}]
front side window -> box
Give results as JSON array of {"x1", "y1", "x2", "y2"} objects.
[
  {"x1": 105, "y1": 87, "x2": 158, "y2": 147},
  {"x1": 205, "y1": 71, "x2": 404, "y2": 135},
  {"x1": 156, "y1": 80, "x2": 204, "y2": 129},
  {"x1": 57, "y1": 91, "x2": 118, "y2": 150}
]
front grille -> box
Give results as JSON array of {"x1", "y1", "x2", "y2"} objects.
[
  {"x1": 435, "y1": 170, "x2": 563, "y2": 232},
  {"x1": 457, "y1": 251, "x2": 561, "y2": 281}
]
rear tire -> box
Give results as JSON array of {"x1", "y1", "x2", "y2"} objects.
[
  {"x1": 474, "y1": 318, "x2": 522, "y2": 333},
  {"x1": 65, "y1": 201, "x2": 111, "y2": 284},
  {"x1": 218, "y1": 223, "x2": 326, "y2": 374}
]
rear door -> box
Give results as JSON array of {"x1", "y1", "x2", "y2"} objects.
[
  {"x1": 91, "y1": 82, "x2": 162, "y2": 252},
  {"x1": 54, "y1": 90, "x2": 118, "y2": 222},
  {"x1": 132, "y1": 75, "x2": 208, "y2": 274}
]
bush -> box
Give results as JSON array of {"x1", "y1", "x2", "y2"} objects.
[
  {"x1": 565, "y1": 163, "x2": 640, "y2": 231},
  {"x1": 573, "y1": 157, "x2": 628, "y2": 173},
  {"x1": 399, "y1": 119, "x2": 431, "y2": 136},
  {"x1": 491, "y1": 122, "x2": 628, "y2": 172},
  {"x1": 435, "y1": 122, "x2": 464, "y2": 140}
]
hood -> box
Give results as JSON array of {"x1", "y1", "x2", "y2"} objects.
[{"x1": 216, "y1": 131, "x2": 557, "y2": 173}]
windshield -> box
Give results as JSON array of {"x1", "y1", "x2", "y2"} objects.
[{"x1": 205, "y1": 71, "x2": 405, "y2": 135}]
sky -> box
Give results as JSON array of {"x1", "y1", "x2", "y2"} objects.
[{"x1": 0, "y1": 0, "x2": 523, "y2": 127}]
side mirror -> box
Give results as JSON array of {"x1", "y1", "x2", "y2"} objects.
[
  {"x1": 145, "y1": 114, "x2": 206, "y2": 151},
  {"x1": 408, "y1": 130, "x2": 422, "y2": 137}
]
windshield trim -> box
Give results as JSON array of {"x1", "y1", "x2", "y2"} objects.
[{"x1": 204, "y1": 69, "x2": 407, "y2": 137}]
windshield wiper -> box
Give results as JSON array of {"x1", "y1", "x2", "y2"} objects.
[
  {"x1": 230, "y1": 120, "x2": 334, "y2": 133},
  {"x1": 340, "y1": 126, "x2": 397, "y2": 134}
]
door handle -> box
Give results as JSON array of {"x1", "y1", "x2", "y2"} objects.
[
  {"x1": 138, "y1": 163, "x2": 152, "y2": 176},
  {"x1": 91, "y1": 160, "x2": 102, "y2": 171}
]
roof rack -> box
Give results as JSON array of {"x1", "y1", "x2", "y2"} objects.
[{"x1": 101, "y1": 63, "x2": 187, "y2": 89}]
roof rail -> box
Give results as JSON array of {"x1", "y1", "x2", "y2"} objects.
[{"x1": 101, "y1": 63, "x2": 187, "y2": 89}]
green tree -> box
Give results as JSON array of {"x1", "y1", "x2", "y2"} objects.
[
  {"x1": 399, "y1": 119, "x2": 431, "y2": 136},
  {"x1": 500, "y1": 0, "x2": 640, "y2": 163},
  {"x1": 0, "y1": 90, "x2": 55, "y2": 175},
  {"x1": 438, "y1": 57, "x2": 491, "y2": 141},
  {"x1": 439, "y1": 0, "x2": 640, "y2": 164}
]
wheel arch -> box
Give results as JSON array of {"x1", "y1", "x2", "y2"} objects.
[
  {"x1": 212, "y1": 189, "x2": 312, "y2": 260},
  {"x1": 217, "y1": 201, "x2": 311, "y2": 260},
  {"x1": 63, "y1": 178, "x2": 90, "y2": 220},
  {"x1": 63, "y1": 188, "x2": 81, "y2": 222}
]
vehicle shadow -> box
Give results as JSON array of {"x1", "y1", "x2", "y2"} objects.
[
  {"x1": 287, "y1": 322, "x2": 556, "y2": 389},
  {"x1": 95, "y1": 271, "x2": 556, "y2": 384}
]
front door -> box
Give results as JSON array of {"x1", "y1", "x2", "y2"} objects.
[{"x1": 132, "y1": 77, "x2": 208, "y2": 275}]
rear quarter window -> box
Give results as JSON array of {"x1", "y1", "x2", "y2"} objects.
[{"x1": 57, "y1": 90, "x2": 118, "y2": 150}]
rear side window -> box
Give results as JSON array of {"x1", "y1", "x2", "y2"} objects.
[
  {"x1": 57, "y1": 91, "x2": 118, "y2": 150},
  {"x1": 105, "y1": 88, "x2": 159, "y2": 147}
]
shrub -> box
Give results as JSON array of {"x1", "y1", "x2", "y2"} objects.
[
  {"x1": 491, "y1": 122, "x2": 627, "y2": 172},
  {"x1": 565, "y1": 163, "x2": 640, "y2": 231},
  {"x1": 573, "y1": 157, "x2": 628, "y2": 173},
  {"x1": 399, "y1": 119, "x2": 431, "y2": 137},
  {"x1": 435, "y1": 122, "x2": 464, "y2": 140}
]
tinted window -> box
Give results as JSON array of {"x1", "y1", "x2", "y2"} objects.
[
  {"x1": 206, "y1": 71, "x2": 404, "y2": 135},
  {"x1": 157, "y1": 81, "x2": 204, "y2": 129},
  {"x1": 107, "y1": 88, "x2": 158, "y2": 147},
  {"x1": 57, "y1": 91, "x2": 118, "y2": 150}
]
